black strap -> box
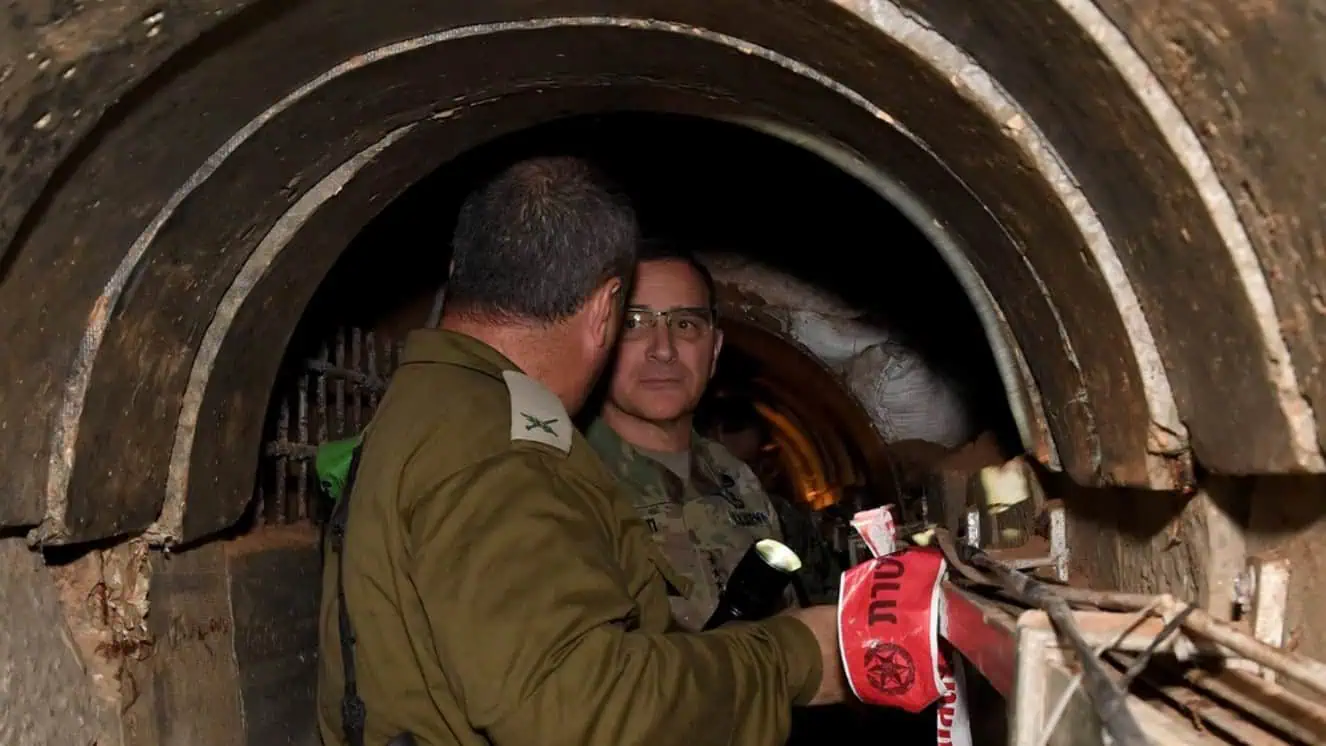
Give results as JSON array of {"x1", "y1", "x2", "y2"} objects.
[{"x1": 329, "y1": 446, "x2": 367, "y2": 746}]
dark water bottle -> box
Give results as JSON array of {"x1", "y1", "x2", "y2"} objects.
[{"x1": 703, "y1": 538, "x2": 803, "y2": 630}]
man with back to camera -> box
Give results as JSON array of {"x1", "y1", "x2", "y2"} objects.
[
  {"x1": 585, "y1": 241, "x2": 800, "y2": 631},
  {"x1": 315, "y1": 156, "x2": 848, "y2": 746}
]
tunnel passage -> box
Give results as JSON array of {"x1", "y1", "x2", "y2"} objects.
[
  {"x1": 243, "y1": 111, "x2": 997, "y2": 534},
  {"x1": 1, "y1": 3, "x2": 1325, "y2": 745},
  {"x1": 1, "y1": 0, "x2": 1324, "y2": 553},
  {"x1": 247, "y1": 110, "x2": 1006, "y2": 520},
  {"x1": 216, "y1": 120, "x2": 1007, "y2": 743}
]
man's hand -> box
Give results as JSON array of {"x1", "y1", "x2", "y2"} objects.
[{"x1": 783, "y1": 605, "x2": 849, "y2": 706}]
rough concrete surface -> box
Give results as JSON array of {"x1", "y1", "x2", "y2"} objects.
[
  {"x1": 0, "y1": 537, "x2": 119, "y2": 746},
  {"x1": 1245, "y1": 475, "x2": 1326, "y2": 693},
  {"x1": 123, "y1": 542, "x2": 244, "y2": 746},
  {"x1": 15, "y1": 0, "x2": 1320, "y2": 546},
  {"x1": 1059, "y1": 477, "x2": 1219, "y2": 605}
]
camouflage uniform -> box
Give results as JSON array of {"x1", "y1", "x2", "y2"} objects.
[
  {"x1": 586, "y1": 419, "x2": 787, "y2": 631},
  {"x1": 758, "y1": 482, "x2": 843, "y2": 605}
]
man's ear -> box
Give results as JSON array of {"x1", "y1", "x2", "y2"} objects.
[
  {"x1": 710, "y1": 327, "x2": 725, "y2": 378},
  {"x1": 588, "y1": 277, "x2": 624, "y2": 348}
]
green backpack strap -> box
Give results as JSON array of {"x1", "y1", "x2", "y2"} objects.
[
  {"x1": 316, "y1": 434, "x2": 364, "y2": 502},
  {"x1": 321, "y1": 432, "x2": 368, "y2": 746}
]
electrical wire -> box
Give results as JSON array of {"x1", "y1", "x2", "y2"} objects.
[
  {"x1": 1034, "y1": 599, "x2": 1164, "y2": 746},
  {"x1": 955, "y1": 543, "x2": 1150, "y2": 746},
  {"x1": 1114, "y1": 603, "x2": 1197, "y2": 690}
]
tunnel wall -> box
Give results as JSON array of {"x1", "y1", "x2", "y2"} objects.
[
  {"x1": 108, "y1": 528, "x2": 320, "y2": 746},
  {"x1": 1, "y1": 0, "x2": 1325, "y2": 673},
  {"x1": 2, "y1": 0, "x2": 1324, "y2": 546},
  {"x1": 0, "y1": 538, "x2": 119, "y2": 746}
]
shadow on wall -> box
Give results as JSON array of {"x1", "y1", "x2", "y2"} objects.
[{"x1": 1052, "y1": 470, "x2": 1326, "y2": 611}]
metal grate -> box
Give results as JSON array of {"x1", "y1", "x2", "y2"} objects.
[{"x1": 255, "y1": 327, "x2": 404, "y2": 525}]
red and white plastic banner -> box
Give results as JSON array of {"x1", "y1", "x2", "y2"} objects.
[
  {"x1": 841, "y1": 509, "x2": 973, "y2": 744},
  {"x1": 850, "y1": 506, "x2": 898, "y2": 557},
  {"x1": 838, "y1": 546, "x2": 946, "y2": 712},
  {"x1": 936, "y1": 641, "x2": 973, "y2": 746}
]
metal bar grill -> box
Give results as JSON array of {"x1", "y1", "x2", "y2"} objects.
[{"x1": 256, "y1": 327, "x2": 402, "y2": 525}]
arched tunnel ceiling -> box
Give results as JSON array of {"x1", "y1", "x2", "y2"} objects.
[
  {"x1": 0, "y1": 0, "x2": 1322, "y2": 545},
  {"x1": 715, "y1": 316, "x2": 900, "y2": 508}
]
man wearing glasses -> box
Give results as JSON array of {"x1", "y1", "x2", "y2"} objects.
[{"x1": 586, "y1": 240, "x2": 792, "y2": 631}]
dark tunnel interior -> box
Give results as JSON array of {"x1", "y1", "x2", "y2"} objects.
[
  {"x1": 253, "y1": 111, "x2": 1020, "y2": 529},
  {"x1": 2, "y1": 3, "x2": 1324, "y2": 745},
  {"x1": 296, "y1": 111, "x2": 1009, "y2": 422},
  {"x1": 231, "y1": 112, "x2": 1019, "y2": 743}
]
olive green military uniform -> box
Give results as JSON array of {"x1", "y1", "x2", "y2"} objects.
[
  {"x1": 586, "y1": 421, "x2": 789, "y2": 631},
  {"x1": 316, "y1": 329, "x2": 822, "y2": 746}
]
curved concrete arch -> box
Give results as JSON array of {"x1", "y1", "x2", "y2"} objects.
[
  {"x1": 717, "y1": 314, "x2": 903, "y2": 504},
  {"x1": 716, "y1": 115, "x2": 1061, "y2": 472},
  {"x1": 143, "y1": 122, "x2": 420, "y2": 544},
  {"x1": 148, "y1": 88, "x2": 792, "y2": 542},
  {"x1": 0, "y1": 0, "x2": 1319, "y2": 544}
]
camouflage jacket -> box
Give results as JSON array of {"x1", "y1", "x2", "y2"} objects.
[{"x1": 586, "y1": 419, "x2": 785, "y2": 631}]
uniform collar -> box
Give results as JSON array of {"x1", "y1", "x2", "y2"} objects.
[
  {"x1": 403, "y1": 329, "x2": 577, "y2": 454},
  {"x1": 585, "y1": 418, "x2": 706, "y2": 460},
  {"x1": 584, "y1": 417, "x2": 627, "y2": 454},
  {"x1": 586, "y1": 418, "x2": 722, "y2": 489},
  {"x1": 400, "y1": 328, "x2": 521, "y2": 378}
]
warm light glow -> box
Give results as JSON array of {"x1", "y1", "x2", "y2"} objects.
[{"x1": 754, "y1": 402, "x2": 839, "y2": 510}]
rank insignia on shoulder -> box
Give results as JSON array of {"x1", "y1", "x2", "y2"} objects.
[{"x1": 502, "y1": 370, "x2": 572, "y2": 454}]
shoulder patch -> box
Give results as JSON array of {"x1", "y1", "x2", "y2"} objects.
[{"x1": 502, "y1": 370, "x2": 573, "y2": 454}]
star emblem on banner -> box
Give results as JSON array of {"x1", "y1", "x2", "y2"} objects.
[{"x1": 864, "y1": 642, "x2": 917, "y2": 695}]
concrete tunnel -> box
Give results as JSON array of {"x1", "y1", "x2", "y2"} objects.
[{"x1": 2, "y1": 0, "x2": 1326, "y2": 744}]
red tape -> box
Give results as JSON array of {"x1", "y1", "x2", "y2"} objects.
[
  {"x1": 850, "y1": 506, "x2": 898, "y2": 557},
  {"x1": 936, "y1": 643, "x2": 973, "y2": 746},
  {"x1": 837, "y1": 547, "x2": 947, "y2": 713}
]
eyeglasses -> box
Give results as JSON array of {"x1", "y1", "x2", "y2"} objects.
[{"x1": 622, "y1": 306, "x2": 715, "y2": 341}]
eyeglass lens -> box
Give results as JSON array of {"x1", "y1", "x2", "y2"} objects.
[{"x1": 623, "y1": 308, "x2": 713, "y2": 341}]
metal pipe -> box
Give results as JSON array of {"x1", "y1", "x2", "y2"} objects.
[
  {"x1": 966, "y1": 549, "x2": 1150, "y2": 746},
  {"x1": 1155, "y1": 596, "x2": 1326, "y2": 701},
  {"x1": 1034, "y1": 587, "x2": 1326, "y2": 701},
  {"x1": 1141, "y1": 658, "x2": 1326, "y2": 745}
]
